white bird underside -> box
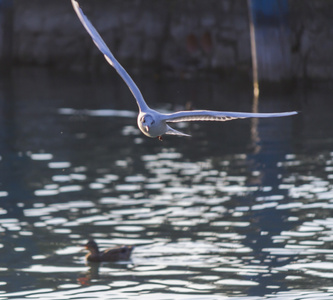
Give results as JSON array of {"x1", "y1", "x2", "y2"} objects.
[
  {"x1": 71, "y1": 0, "x2": 298, "y2": 139},
  {"x1": 163, "y1": 110, "x2": 297, "y2": 123},
  {"x1": 71, "y1": 0, "x2": 148, "y2": 112}
]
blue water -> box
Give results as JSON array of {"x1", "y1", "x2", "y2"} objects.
[{"x1": 0, "y1": 68, "x2": 333, "y2": 299}]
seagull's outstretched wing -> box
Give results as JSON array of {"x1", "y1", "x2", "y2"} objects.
[
  {"x1": 71, "y1": 0, "x2": 149, "y2": 112},
  {"x1": 163, "y1": 110, "x2": 298, "y2": 123}
]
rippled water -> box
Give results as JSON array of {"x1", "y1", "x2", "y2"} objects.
[{"x1": 1, "y1": 68, "x2": 333, "y2": 299}]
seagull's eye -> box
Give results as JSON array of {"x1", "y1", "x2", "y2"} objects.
[{"x1": 142, "y1": 117, "x2": 145, "y2": 123}]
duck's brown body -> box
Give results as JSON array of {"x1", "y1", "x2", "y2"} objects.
[{"x1": 84, "y1": 240, "x2": 134, "y2": 262}]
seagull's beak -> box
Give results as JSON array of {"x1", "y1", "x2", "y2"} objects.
[{"x1": 145, "y1": 126, "x2": 149, "y2": 132}]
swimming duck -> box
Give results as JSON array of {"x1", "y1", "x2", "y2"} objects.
[{"x1": 84, "y1": 240, "x2": 134, "y2": 262}]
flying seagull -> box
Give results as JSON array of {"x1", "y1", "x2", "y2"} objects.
[{"x1": 71, "y1": 0, "x2": 297, "y2": 141}]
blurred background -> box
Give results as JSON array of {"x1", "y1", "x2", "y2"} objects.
[
  {"x1": 1, "y1": 1, "x2": 333, "y2": 299},
  {"x1": 1, "y1": 0, "x2": 333, "y2": 84}
]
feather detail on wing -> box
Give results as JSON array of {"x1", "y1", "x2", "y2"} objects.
[
  {"x1": 165, "y1": 125, "x2": 191, "y2": 137},
  {"x1": 71, "y1": 0, "x2": 149, "y2": 112},
  {"x1": 164, "y1": 110, "x2": 298, "y2": 123}
]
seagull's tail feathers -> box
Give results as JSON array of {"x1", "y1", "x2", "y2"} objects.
[{"x1": 165, "y1": 125, "x2": 191, "y2": 137}]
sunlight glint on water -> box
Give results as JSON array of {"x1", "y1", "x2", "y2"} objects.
[{"x1": 1, "y1": 69, "x2": 333, "y2": 299}]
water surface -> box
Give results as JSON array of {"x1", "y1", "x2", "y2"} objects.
[{"x1": 0, "y1": 68, "x2": 333, "y2": 299}]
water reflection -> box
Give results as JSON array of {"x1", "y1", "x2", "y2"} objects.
[{"x1": 1, "y1": 68, "x2": 333, "y2": 299}]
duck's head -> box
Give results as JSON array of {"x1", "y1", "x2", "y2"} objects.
[{"x1": 84, "y1": 240, "x2": 99, "y2": 253}]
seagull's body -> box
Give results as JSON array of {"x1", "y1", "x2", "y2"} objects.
[{"x1": 71, "y1": 0, "x2": 297, "y2": 140}]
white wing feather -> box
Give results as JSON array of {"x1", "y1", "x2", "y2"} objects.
[
  {"x1": 165, "y1": 125, "x2": 191, "y2": 137},
  {"x1": 163, "y1": 110, "x2": 298, "y2": 123},
  {"x1": 71, "y1": 0, "x2": 149, "y2": 112},
  {"x1": 72, "y1": 0, "x2": 299, "y2": 139}
]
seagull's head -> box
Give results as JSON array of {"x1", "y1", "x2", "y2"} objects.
[
  {"x1": 138, "y1": 111, "x2": 168, "y2": 138},
  {"x1": 138, "y1": 114, "x2": 155, "y2": 134},
  {"x1": 138, "y1": 113, "x2": 164, "y2": 138}
]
